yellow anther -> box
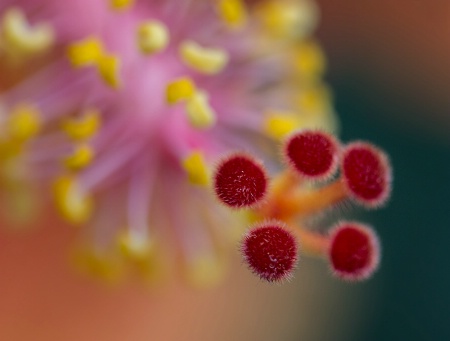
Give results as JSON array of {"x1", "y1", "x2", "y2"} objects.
[
  {"x1": 185, "y1": 91, "x2": 217, "y2": 130},
  {"x1": 184, "y1": 254, "x2": 226, "y2": 288},
  {"x1": 110, "y1": 0, "x2": 135, "y2": 11},
  {"x1": 297, "y1": 85, "x2": 332, "y2": 113},
  {"x1": 8, "y1": 103, "x2": 41, "y2": 141},
  {"x1": 0, "y1": 151, "x2": 25, "y2": 181},
  {"x1": 0, "y1": 140, "x2": 22, "y2": 160},
  {"x1": 256, "y1": 0, "x2": 318, "y2": 39},
  {"x1": 63, "y1": 143, "x2": 95, "y2": 171},
  {"x1": 166, "y1": 77, "x2": 196, "y2": 104},
  {"x1": 137, "y1": 21, "x2": 169, "y2": 55},
  {"x1": 294, "y1": 86, "x2": 338, "y2": 132},
  {"x1": 53, "y1": 175, "x2": 93, "y2": 224},
  {"x1": 61, "y1": 109, "x2": 101, "y2": 141},
  {"x1": 97, "y1": 54, "x2": 121, "y2": 89},
  {"x1": 293, "y1": 40, "x2": 326, "y2": 78},
  {"x1": 217, "y1": 0, "x2": 247, "y2": 29},
  {"x1": 264, "y1": 111, "x2": 303, "y2": 140},
  {"x1": 179, "y1": 40, "x2": 228, "y2": 75},
  {"x1": 117, "y1": 232, "x2": 166, "y2": 283},
  {"x1": 182, "y1": 151, "x2": 209, "y2": 186},
  {"x1": 117, "y1": 231, "x2": 153, "y2": 261},
  {"x1": 67, "y1": 37, "x2": 104, "y2": 67},
  {"x1": 1, "y1": 8, "x2": 54, "y2": 55},
  {"x1": 72, "y1": 246, "x2": 124, "y2": 283},
  {"x1": 67, "y1": 37, "x2": 120, "y2": 88}
]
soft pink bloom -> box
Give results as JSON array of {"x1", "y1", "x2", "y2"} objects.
[{"x1": 0, "y1": 0, "x2": 335, "y2": 284}]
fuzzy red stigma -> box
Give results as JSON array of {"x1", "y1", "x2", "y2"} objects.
[
  {"x1": 341, "y1": 142, "x2": 391, "y2": 207},
  {"x1": 213, "y1": 153, "x2": 268, "y2": 208},
  {"x1": 242, "y1": 222, "x2": 298, "y2": 283},
  {"x1": 328, "y1": 222, "x2": 380, "y2": 281},
  {"x1": 284, "y1": 130, "x2": 339, "y2": 180}
]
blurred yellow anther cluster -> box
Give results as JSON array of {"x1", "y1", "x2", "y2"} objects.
[{"x1": 0, "y1": 0, "x2": 337, "y2": 287}]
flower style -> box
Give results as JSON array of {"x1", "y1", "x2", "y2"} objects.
[
  {"x1": 214, "y1": 130, "x2": 390, "y2": 282},
  {"x1": 0, "y1": 0, "x2": 388, "y2": 287}
]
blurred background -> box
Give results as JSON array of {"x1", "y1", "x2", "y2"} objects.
[
  {"x1": 1, "y1": 1, "x2": 449, "y2": 340},
  {"x1": 317, "y1": 0, "x2": 450, "y2": 340}
]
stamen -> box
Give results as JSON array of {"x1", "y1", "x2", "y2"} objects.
[
  {"x1": 292, "y1": 40, "x2": 326, "y2": 78},
  {"x1": 133, "y1": 248, "x2": 166, "y2": 283},
  {"x1": 217, "y1": 0, "x2": 247, "y2": 29},
  {"x1": 179, "y1": 40, "x2": 229, "y2": 75},
  {"x1": 137, "y1": 21, "x2": 169, "y2": 55},
  {"x1": 185, "y1": 91, "x2": 217, "y2": 129},
  {"x1": 97, "y1": 54, "x2": 121, "y2": 89},
  {"x1": 0, "y1": 140, "x2": 22, "y2": 160},
  {"x1": 263, "y1": 111, "x2": 302, "y2": 140},
  {"x1": 63, "y1": 143, "x2": 95, "y2": 171},
  {"x1": 182, "y1": 151, "x2": 210, "y2": 186},
  {"x1": 296, "y1": 85, "x2": 332, "y2": 113},
  {"x1": 67, "y1": 37, "x2": 104, "y2": 67},
  {"x1": 61, "y1": 108, "x2": 101, "y2": 141},
  {"x1": 109, "y1": 0, "x2": 135, "y2": 11},
  {"x1": 68, "y1": 38, "x2": 121, "y2": 88},
  {"x1": 1, "y1": 8, "x2": 54, "y2": 56},
  {"x1": 72, "y1": 245, "x2": 124, "y2": 283},
  {"x1": 53, "y1": 175, "x2": 93, "y2": 224},
  {"x1": 117, "y1": 230, "x2": 154, "y2": 261},
  {"x1": 256, "y1": 0, "x2": 318, "y2": 39},
  {"x1": 117, "y1": 231, "x2": 166, "y2": 282},
  {"x1": 166, "y1": 77, "x2": 196, "y2": 104},
  {"x1": 7, "y1": 103, "x2": 41, "y2": 142}
]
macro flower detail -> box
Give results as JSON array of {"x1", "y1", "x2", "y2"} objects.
[
  {"x1": 0, "y1": 0, "x2": 389, "y2": 288},
  {"x1": 214, "y1": 128, "x2": 390, "y2": 283}
]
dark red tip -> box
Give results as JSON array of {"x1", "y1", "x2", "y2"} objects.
[
  {"x1": 213, "y1": 153, "x2": 268, "y2": 208},
  {"x1": 328, "y1": 222, "x2": 380, "y2": 281},
  {"x1": 284, "y1": 130, "x2": 339, "y2": 180},
  {"x1": 242, "y1": 222, "x2": 298, "y2": 283},
  {"x1": 341, "y1": 142, "x2": 391, "y2": 208}
]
